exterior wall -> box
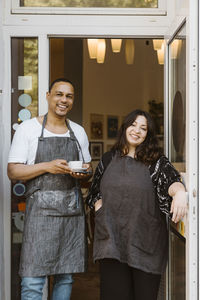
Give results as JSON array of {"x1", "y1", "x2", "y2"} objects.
[
  {"x1": 1, "y1": 0, "x2": 198, "y2": 299},
  {"x1": 3, "y1": 1, "x2": 174, "y2": 35},
  {"x1": 0, "y1": 0, "x2": 5, "y2": 297},
  {"x1": 0, "y1": 1, "x2": 174, "y2": 299}
]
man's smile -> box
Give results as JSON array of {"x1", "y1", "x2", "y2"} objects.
[{"x1": 57, "y1": 104, "x2": 69, "y2": 110}]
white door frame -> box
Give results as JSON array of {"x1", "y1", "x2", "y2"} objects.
[
  {"x1": 187, "y1": 2, "x2": 199, "y2": 300},
  {"x1": 164, "y1": 1, "x2": 199, "y2": 299},
  {"x1": 2, "y1": 30, "x2": 49, "y2": 300},
  {"x1": 1, "y1": 29, "x2": 160, "y2": 300},
  {"x1": 1, "y1": 1, "x2": 198, "y2": 299},
  {"x1": 11, "y1": 0, "x2": 167, "y2": 16}
]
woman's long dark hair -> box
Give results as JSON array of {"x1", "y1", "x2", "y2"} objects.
[{"x1": 112, "y1": 109, "x2": 162, "y2": 165}]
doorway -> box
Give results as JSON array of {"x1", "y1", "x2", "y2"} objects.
[
  {"x1": 10, "y1": 36, "x2": 166, "y2": 299},
  {"x1": 49, "y1": 37, "x2": 165, "y2": 300}
]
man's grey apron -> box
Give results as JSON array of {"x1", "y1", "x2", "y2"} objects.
[
  {"x1": 19, "y1": 114, "x2": 87, "y2": 277},
  {"x1": 93, "y1": 154, "x2": 168, "y2": 274}
]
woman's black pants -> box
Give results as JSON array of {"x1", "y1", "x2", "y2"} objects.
[{"x1": 99, "y1": 259, "x2": 161, "y2": 300}]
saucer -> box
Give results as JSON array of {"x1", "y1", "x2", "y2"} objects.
[{"x1": 71, "y1": 167, "x2": 87, "y2": 172}]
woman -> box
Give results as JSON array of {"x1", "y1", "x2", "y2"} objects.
[{"x1": 86, "y1": 109, "x2": 187, "y2": 300}]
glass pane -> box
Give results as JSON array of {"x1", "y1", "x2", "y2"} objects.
[
  {"x1": 169, "y1": 228, "x2": 186, "y2": 300},
  {"x1": 20, "y1": 0, "x2": 158, "y2": 8},
  {"x1": 11, "y1": 37, "x2": 38, "y2": 300},
  {"x1": 169, "y1": 24, "x2": 186, "y2": 172}
]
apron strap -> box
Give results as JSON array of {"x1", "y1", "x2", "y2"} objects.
[
  {"x1": 67, "y1": 119, "x2": 85, "y2": 164},
  {"x1": 39, "y1": 113, "x2": 48, "y2": 141},
  {"x1": 39, "y1": 114, "x2": 85, "y2": 164}
]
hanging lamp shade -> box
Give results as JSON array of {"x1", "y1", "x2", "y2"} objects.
[
  {"x1": 157, "y1": 42, "x2": 164, "y2": 65},
  {"x1": 87, "y1": 39, "x2": 98, "y2": 59},
  {"x1": 111, "y1": 39, "x2": 122, "y2": 53},
  {"x1": 97, "y1": 39, "x2": 106, "y2": 63},
  {"x1": 171, "y1": 39, "x2": 182, "y2": 59},
  {"x1": 125, "y1": 40, "x2": 135, "y2": 65},
  {"x1": 153, "y1": 39, "x2": 163, "y2": 50}
]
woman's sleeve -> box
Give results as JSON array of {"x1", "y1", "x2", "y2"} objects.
[
  {"x1": 85, "y1": 151, "x2": 113, "y2": 209},
  {"x1": 151, "y1": 155, "x2": 183, "y2": 214},
  {"x1": 85, "y1": 159, "x2": 104, "y2": 209}
]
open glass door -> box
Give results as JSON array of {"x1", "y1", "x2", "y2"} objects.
[
  {"x1": 168, "y1": 22, "x2": 186, "y2": 300},
  {"x1": 166, "y1": 3, "x2": 199, "y2": 296}
]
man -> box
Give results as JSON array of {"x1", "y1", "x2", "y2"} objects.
[{"x1": 7, "y1": 78, "x2": 92, "y2": 300}]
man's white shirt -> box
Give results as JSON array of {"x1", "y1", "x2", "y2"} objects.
[{"x1": 8, "y1": 117, "x2": 91, "y2": 165}]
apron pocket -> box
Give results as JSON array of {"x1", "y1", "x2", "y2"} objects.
[
  {"x1": 95, "y1": 208, "x2": 109, "y2": 240},
  {"x1": 35, "y1": 189, "x2": 82, "y2": 216},
  {"x1": 131, "y1": 214, "x2": 161, "y2": 255}
]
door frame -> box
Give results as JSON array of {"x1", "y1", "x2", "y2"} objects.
[
  {"x1": 1, "y1": 1, "x2": 198, "y2": 298},
  {"x1": 164, "y1": 1, "x2": 199, "y2": 299},
  {"x1": 3, "y1": 29, "x2": 166, "y2": 300}
]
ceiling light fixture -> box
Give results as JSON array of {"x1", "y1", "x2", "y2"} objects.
[
  {"x1": 111, "y1": 39, "x2": 122, "y2": 53},
  {"x1": 153, "y1": 39, "x2": 163, "y2": 50},
  {"x1": 87, "y1": 39, "x2": 98, "y2": 59},
  {"x1": 171, "y1": 39, "x2": 182, "y2": 59},
  {"x1": 125, "y1": 40, "x2": 135, "y2": 65},
  {"x1": 97, "y1": 39, "x2": 106, "y2": 63},
  {"x1": 157, "y1": 42, "x2": 164, "y2": 65}
]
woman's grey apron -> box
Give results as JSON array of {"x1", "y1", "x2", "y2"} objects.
[
  {"x1": 93, "y1": 154, "x2": 168, "y2": 274},
  {"x1": 19, "y1": 114, "x2": 87, "y2": 277}
]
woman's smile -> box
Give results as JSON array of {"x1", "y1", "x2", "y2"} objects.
[{"x1": 126, "y1": 115, "x2": 148, "y2": 150}]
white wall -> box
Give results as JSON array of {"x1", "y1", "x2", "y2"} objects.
[
  {"x1": 0, "y1": 1, "x2": 180, "y2": 298},
  {"x1": 0, "y1": 0, "x2": 5, "y2": 297},
  {"x1": 83, "y1": 38, "x2": 164, "y2": 151}
]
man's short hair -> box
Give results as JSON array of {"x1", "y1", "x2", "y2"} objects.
[{"x1": 49, "y1": 78, "x2": 73, "y2": 92}]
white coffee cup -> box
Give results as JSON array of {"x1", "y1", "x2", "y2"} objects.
[{"x1": 68, "y1": 161, "x2": 83, "y2": 169}]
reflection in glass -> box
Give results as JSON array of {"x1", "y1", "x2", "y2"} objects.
[
  {"x1": 18, "y1": 108, "x2": 32, "y2": 121},
  {"x1": 11, "y1": 38, "x2": 38, "y2": 131},
  {"x1": 11, "y1": 37, "x2": 38, "y2": 300},
  {"x1": 24, "y1": 39, "x2": 38, "y2": 118},
  {"x1": 13, "y1": 212, "x2": 25, "y2": 232},
  {"x1": 169, "y1": 25, "x2": 186, "y2": 172},
  {"x1": 12, "y1": 123, "x2": 19, "y2": 131},
  {"x1": 18, "y1": 93, "x2": 32, "y2": 107},
  {"x1": 169, "y1": 228, "x2": 186, "y2": 300},
  {"x1": 21, "y1": 0, "x2": 158, "y2": 8},
  {"x1": 18, "y1": 75, "x2": 32, "y2": 90},
  {"x1": 13, "y1": 183, "x2": 26, "y2": 197},
  {"x1": 172, "y1": 91, "x2": 185, "y2": 161}
]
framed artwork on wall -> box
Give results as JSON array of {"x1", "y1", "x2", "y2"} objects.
[
  {"x1": 107, "y1": 115, "x2": 118, "y2": 138},
  {"x1": 89, "y1": 142, "x2": 104, "y2": 161},
  {"x1": 90, "y1": 113, "x2": 104, "y2": 139}
]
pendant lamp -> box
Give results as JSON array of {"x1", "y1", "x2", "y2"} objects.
[
  {"x1": 125, "y1": 40, "x2": 135, "y2": 65},
  {"x1": 87, "y1": 39, "x2": 98, "y2": 59},
  {"x1": 157, "y1": 42, "x2": 164, "y2": 65},
  {"x1": 171, "y1": 39, "x2": 182, "y2": 59},
  {"x1": 97, "y1": 39, "x2": 106, "y2": 64},
  {"x1": 153, "y1": 39, "x2": 163, "y2": 50},
  {"x1": 111, "y1": 39, "x2": 122, "y2": 53}
]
